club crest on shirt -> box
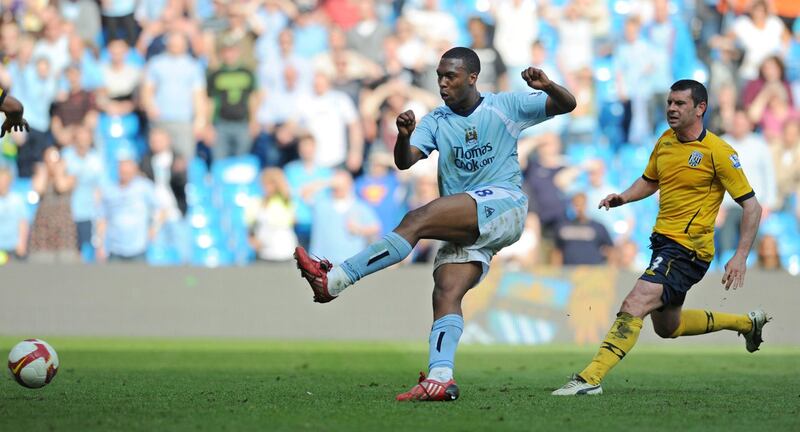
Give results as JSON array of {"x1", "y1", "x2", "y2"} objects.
[
  {"x1": 730, "y1": 154, "x2": 742, "y2": 168},
  {"x1": 688, "y1": 150, "x2": 704, "y2": 167},
  {"x1": 465, "y1": 126, "x2": 478, "y2": 146}
]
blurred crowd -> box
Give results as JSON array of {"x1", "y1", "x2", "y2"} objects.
[{"x1": 0, "y1": 0, "x2": 798, "y2": 273}]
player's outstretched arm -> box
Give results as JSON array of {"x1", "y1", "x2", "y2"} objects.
[
  {"x1": 722, "y1": 196, "x2": 762, "y2": 290},
  {"x1": 520, "y1": 67, "x2": 576, "y2": 116},
  {"x1": 394, "y1": 110, "x2": 424, "y2": 170},
  {"x1": 599, "y1": 177, "x2": 659, "y2": 210},
  {"x1": 0, "y1": 93, "x2": 29, "y2": 137}
]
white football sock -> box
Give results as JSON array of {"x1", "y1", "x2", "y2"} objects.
[
  {"x1": 428, "y1": 366, "x2": 453, "y2": 383},
  {"x1": 327, "y1": 266, "x2": 353, "y2": 297}
]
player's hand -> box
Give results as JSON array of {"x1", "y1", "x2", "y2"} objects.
[
  {"x1": 521, "y1": 67, "x2": 552, "y2": 91},
  {"x1": 599, "y1": 193, "x2": 625, "y2": 210},
  {"x1": 0, "y1": 114, "x2": 29, "y2": 137},
  {"x1": 722, "y1": 253, "x2": 747, "y2": 290},
  {"x1": 396, "y1": 110, "x2": 416, "y2": 138}
]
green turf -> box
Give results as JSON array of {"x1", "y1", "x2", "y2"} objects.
[{"x1": 2, "y1": 338, "x2": 799, "y2": 431}]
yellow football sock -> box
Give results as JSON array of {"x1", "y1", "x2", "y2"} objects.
[
  {"x1": 669, "y1": 310, "x2": 752, "y2": 337},
  {"x1": 578, "y1": 312, "x2": 643, "y2": 386}
]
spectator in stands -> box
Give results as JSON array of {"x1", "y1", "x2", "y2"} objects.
[
  {"x1": 492, "y1": 0, "x2": 539, "y2": 72},
  {"x1": 718, "y1": 110, "x2": 777, "y2": 257},
  {"x1": 257, "y1": 28, "x2": 311, "y2": 97},
  {"x1": 612, "y1": 238, "x2": 642, "y2": 271},
  {"x1": 614, "y1": 16, "x2": 657, "y2": 144},
  {"x1": 346, "y1": 0, "x2": 391, "y2": 65},
  {"x1": 142, "y1": 32, "x2": 207, "y2": 161},
  {"x1": 66, "y1": 35, "x2": 102, "y2": 90},
  {"x1": 355, "y1": 151, "x2": 406, "y2": 238},
  {"x1": 207, "y1": 37, "x2": 257, "y2": 163},
  {"x1": 0, "y1": 21, "x2": 21, "y2": 65},
  {"x1": 564, "y1": 67, "x2": 597, "y2": 143},
  {"x1": 643, "y1": 0, "x2": 692, "y2": 122},
  {"x1": 300, "y1": 71, "x2": 364, "y2": 173},
  {"x1": 253, "y1": 64, "x2": 308, "y2": 168},
  {"x1": 208, "y1": 1, "x2": 260, "y2": 71},
  {"x1": 245, "y1": 167, "x2": 297, "y2": 262},
  {"x1": 62, "y1": 125, "x2": 105, "y2": 258},
  {"x1": 59, "y1": 0, "x2": 101, "y2": 46},
  {"x1": 583, "y1": 159, "x2": 634, "y2": 240},
  {"x1": 51, "y1": 64, "x2": 98, "y2": 147},
  {"x1": 309, "y1": 169, "x2": 379, "y2": 264},
  {"x1": 28, "y1": 147, "x2": 78, "y2": 262},
  {"x1": 13, "y1": 55, "x2": 58, "y2": 178},
  {"x1": 707, "y1": 83, "x2": 737, "y2": 136},
  {"x1": 771, "y1": 117, "x2": 800, "y2": 212},
  {"x1": 0, "y1": 166, "x2": 29, "y2": 261},
  {"x1": 97, "y1": 38, "x2": 141, "y2": 116},
  {"x1": 140, "y1": 128, "x2": 187, "y2": 261},
  {"x1": 291, "y1": 6, "x2": 329, "y2": 59},
  {"x1": 101, "y1": 0, "x2": 139, "y2": 47},
  {"x1": 32, "y1": 18, "x2": 69, "y2": 76},
  {"x1": 556, "y1": 0, "x2": 594, "y2": 77},
  {"x1": 729, "y1": 1, "x2": 786, "y2": 82},
  {"x1": 96, "y1": 149, "x2": 161, "y2": 262},
  {"x1": 403, "y1": 0, "x2": 458, "y2": 49},
  {"x1": 756, "y1": 234, "x2": 782, "y2": 271},
  {"x1": 467, "y1": 16, "x2": 508, "y2": 93},
  {"x1": 523, "y1": 133, "x2": 569, "y2": 258},
  {"x1": 359, "y1": 79, "x2": 438, "y2": 155},
  {"x1": 552, "y1": 192, "x2": 613, "y2": 266},
  {"x1": 743, "y1": 56, "x2": 794, "y2": 109},
  {"x1": 313, "y1": 27, "x2": 382, "y2": 93},
  {"x1": 284, "y1": 133, "x2": 333, "y2": 249},
  {"x1": 140, "y1": 127, "x2": 187, "y2": 219},
  {"x1": 747, "y1": 63, "x2": 797, "y2": 142}
]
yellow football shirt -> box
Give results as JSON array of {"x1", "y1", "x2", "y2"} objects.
[{"x1": 643, "y1": 128, "x2": 754, "y2": 261}]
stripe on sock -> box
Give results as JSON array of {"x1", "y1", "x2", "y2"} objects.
[
  {"x1": 705, "y1": 310, "x2": 714, "y2": 333},
  {"x1": 367, "y1": 250, "x2": 390, "y2": 266},
  {"x1": 436, "y1": 332, "x2": 445, "y2": 352},
  {"x1": 601, "y1": 341, "x2": 627, "y2": 360}
]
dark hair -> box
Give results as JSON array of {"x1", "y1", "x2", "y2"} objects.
[
  {"x1": 671, "y1": 79, "x2": 708, "y2": 111},
  {"x1": 441, "y1": 47, "x2": 481, "y2": 75},
  {"x1": 758, "y1": 55, "x2": 786, "y2": 81}
]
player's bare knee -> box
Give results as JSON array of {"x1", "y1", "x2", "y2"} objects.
[
  {"x1": 432, "y1": 281, "x2": 468, "y2": 306},
  {"x1": 399, "y1": 207, "x2": 429, "y2": 232}
]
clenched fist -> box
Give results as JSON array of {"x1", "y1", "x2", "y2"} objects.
[
  {"x1": 396, "y1": 110, "x2": 416, "y2": 137},
  {"x1": 521, "y1": 67, "x2": 553, "y2": 91}
]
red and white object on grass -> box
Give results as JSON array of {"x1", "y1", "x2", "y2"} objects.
[{"x1": 7, "y1": 339, "x2": 59, "y2": 388}]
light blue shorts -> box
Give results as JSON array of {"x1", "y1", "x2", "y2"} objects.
[{"x1": 433, "y1": 186, "x2": 528, "y2": 280}]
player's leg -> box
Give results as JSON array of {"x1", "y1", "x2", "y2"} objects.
[
  {"x1": 295, "y1": 193, "x2": 478, "y2": 302},
  {"x1": 396, "y1": 262, "x2": 482, "y2": 401},
  {"x1": 552, "y1": 279, "x2": 660, "y2": 395},
  {"x1": 653, "y1": 306, "x2": 770, "y2": 352}
]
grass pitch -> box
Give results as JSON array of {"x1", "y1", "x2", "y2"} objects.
[{"x1": 1, "y1": 338, "x2": 798, "y2": 431}]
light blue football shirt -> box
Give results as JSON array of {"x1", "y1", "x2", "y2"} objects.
[{"x1": 410, "y1": 91, "x2": 550, "y2": 196}]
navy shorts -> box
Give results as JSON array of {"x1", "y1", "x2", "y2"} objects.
[{"x1": 639, "y1": 233, "x2": 711, "y2": 308}]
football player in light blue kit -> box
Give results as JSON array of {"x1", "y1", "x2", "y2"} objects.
[{"x1": 295, "y1": 47, "x2": 576, "y2": 401}]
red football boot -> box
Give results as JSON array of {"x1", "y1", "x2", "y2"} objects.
[
  {"x1": 396, "y1": 372, "x2": 460, "y2": 402},
  {"x1": 293, "y1": 247, "x2": 336, "y2": 303}
]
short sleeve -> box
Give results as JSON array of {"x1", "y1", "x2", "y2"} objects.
[
  {"x1": 501, "y1": 91, "x2": 550, "y2": 129},
  {"x1": 715, "y1": 144, "x2": 754, "y2": 203},
  {"x1": 642, "y1": 143, "x2": 659, "y2": 183},
  {"x1": 409, "y1": 112, "x2": 437, "y2": 157}
]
